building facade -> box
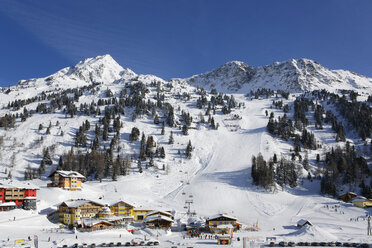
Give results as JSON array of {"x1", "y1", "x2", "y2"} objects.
[
  {"x1": 48, "y1": 170, "x2": 85, "y2": 190},
  {"x1": 58, "y1": 200, "x2": 104, "y2": 226},
  {"x1": 109, "y1": 201, "x2": 134, "y2": 217},
  {"x1": 0, "y1": 183, "x2": 38, "y2": 210}
]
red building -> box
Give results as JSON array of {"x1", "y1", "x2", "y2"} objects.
[{"x1": 0, "y1": 182, "x2": 38, "y2": 210}]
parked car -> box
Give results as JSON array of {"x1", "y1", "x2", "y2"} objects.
[
  {"x1": 124, "y1": 241, "x2": 131, "y2": 246},
  {"x1": 72, "y1": 243, "x2": 79, "y2": 248},
  {"x1": 90, "y1": 244, "x2": 96, "y2": 248},
  {"x1": 116, "y1": 242, "x2": 122, "y2": 247},
  {"x1": 320, "y1": 242, "x2": 327, "y2": 246},
  {"x1": 62, "y1": 245, "x2": 68, "y2": 248},
  {"x1": 288, "y1": 242, "x2": 295, "y2": 247},
  {"x1": 311, "y1": 242, "x2": 319, "y2": 246},
  {"x1": 147, "y1": 241, "x2": 154, "y2": 246},
  {"x1": 82, "y1": 243, "x2": 88, "y2": 248},
  {"x1": 328, "y1": 242, "x2": 336, "y2": 247},
  {"x1": 153, "y1": 240, "x2": 160, "y2": 246},
  {"x1": 358, "y1": 243, "x2": 369, "y2": 248},
  {"x1": 304, "y1": 242, "x2": 311, "y2": 246},
  {"x1": 279, "y1": 241, "x2": 288, "y2": 247},
  {"x1": 100, "y1": 243, "x2": 107, "y2": 247},
  {"x1": 109, "y1": 242, "x2": 115, "y2": 247},
  {"x1": 343, "y1": 243, "x2": 352, "y2": 247},
  {"x1": 269, "y1": 241, "x2": 275, "y2": 247}
]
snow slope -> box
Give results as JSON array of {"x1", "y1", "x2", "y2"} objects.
[
  {"x1": 0, "y1": 55, "x2": 371, "y2": 247},
  {"x1": 172, "y1": 58, "x2": 372, "y2": 93}
]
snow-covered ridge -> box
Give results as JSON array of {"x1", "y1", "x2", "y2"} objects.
[
  {"x1": 2, "y1": 54, "x2": 137, "y2": 101},
  {"x1": 172, "y1": 58, "x2": 372, "y2": 93},
  {"x1": 3, "y1": 55, "x2": 372, "y2": 99}
]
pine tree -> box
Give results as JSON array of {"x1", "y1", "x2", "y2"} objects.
[
  {"x1": 57, "y1": 156, "x2": 64, "y2": 170},
  {"x1": 161, "y1": 122, "x2": 165, "y2": 135},
  {"x1": 185, "y1": 140, "x2": 193, "y2": 159},
  {"x1": 38, "y1": 160, "x2": 46, "y2": 175},
  {"x1": 168, "y1": 131, "x2": 174, "y2": 144},
  {"x1": 137, "y1": 160, "x2": 143, "y2": 173},
  {"x1": 40, "y1": 148, "x2": 53, "y2": 165},
  {"x1": 182, "y1": 125, "x2": 188, "y2": 135},
  {"x1": 160, "y1": 147, "x2": 165, "y2": 159}
]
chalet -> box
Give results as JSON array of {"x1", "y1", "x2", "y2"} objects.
[
  {"x1": 339, "y1": 192, "x2": 357, "y2": 202},
  {"x1": 82, "y1": 219, "x2": 114, "y2": 230},
  {"x1": 352, "y1": 197, "x2": 372, "y2": 208},
  {"x1": 143, "y1": 214, "x2": 173, "y2": 229},
  {"x1": 0, "y1": 182, "x2": 38, "y2": 210},
  {"x1": 109, "y1": 200, "x2": 134, "y2": 217},
  {"x1": 145, "y1": 210, "x2": 173, "y2": 219},
  {"x1": 58, "y1": 199, "x2": 104, "y2": 227},
  {"x1": 297, "y1": 219, "x2": 312, "y2": 228},
  {"x1": 48, "y1": 170, "x2": 85, "y2": 190},
  {"x1": 206, "y1": 214, "x2": 240, "y2": 234}
]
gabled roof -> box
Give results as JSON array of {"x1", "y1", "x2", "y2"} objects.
[
  {"x1": 146, "y1": 210, "x2": 172, "y2": 218},
  {"x1": 59, "y1": 199, "x2": 104, "y2": 208},
  {"x1": 109, "y1": 200, "x2": 134, "y2": 207},
  {"x1": 297, "y1": 219, "x2": 312, "y2": 226},
  {"x1": 144, "y1": 214, "x2": 174, "y2": 223},
  {"x1": 207, "y1": 214, "x2": 237, "y2": 221},
  {"x1": 81, "y1": 218, "x2": 114, "y2": 227},
  {"x1": 49, "y1": 170, "x2": 85, "y2": 179}
]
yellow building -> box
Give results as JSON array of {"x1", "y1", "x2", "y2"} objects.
[
  {"x1": 133, "y1": 207, "x2": 152, "y2": 221},
  {"x1": 352, "y1": 197, "x2": 372, "y2": 208},
  {"x1": 48, "y1": 170, "x2": 85, "y2": 190},
  {"x1": 206, "y1": 214, "x2": 240, "y2": 234},
  {"x1": 110, "y1": 201, "x2": 134, "y2": 217},
  {"x1": 58, "y1": 199, "x2": 104, "y2": 226}
]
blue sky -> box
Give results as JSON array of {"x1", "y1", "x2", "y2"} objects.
[{"x1": 0, "y1": 0, "x2": 371, "y2": 86}]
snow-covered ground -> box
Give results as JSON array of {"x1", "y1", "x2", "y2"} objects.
[{"x1": 0, "y1": 55, "x2": 372, "y2": 247}]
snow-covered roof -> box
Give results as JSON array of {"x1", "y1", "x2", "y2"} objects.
[
  {"x1": 207, "y1": 213, "x2": 237, "y2": 221},
  {"x1": 352, "y1": 198, "x2": 372, "y2": 203},
  {"x1": 60, "y1": 199, "x2": 104, "y2": 208},
  {"x1": 50, "y1": 170, "x2": 85, "y2": 178},
  {"x1": 134, "y1": 206, "x2": 153, "y2": 211},
  {"x1": 24, "y1": 196, "x2": 37, "y2": 200},
  {"x1": 211, "y1": 224, "x2": 234, "y2": 229},
  {"x1": 109, "y1": 200, "x2": 134, "y2": 207},
  {"x1": 81, "y1": 218, "x2": 114, "y2": 227},
  {"x1": 0, "y1": 181, "x2": 39, "y2": 190},
  {"x1": 0, "y1": 202, "x2": 16, "y2": 207},
  {"x1": 146, "y1": 210, "x2": 172, "y2": 218},
  {"x1": 143, "y1": 214, "x2": 173, "y2": 223},
  {"x1": 297, "y1": 219, "x2": 312, "y2": 226}
]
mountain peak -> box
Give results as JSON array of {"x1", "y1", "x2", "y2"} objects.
[{"x1": 180, "y1": 58, "x2": 372, "y2": 93}]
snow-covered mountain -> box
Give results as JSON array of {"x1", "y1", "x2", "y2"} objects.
[
  {"x1": 173, "y1": 58, "x2": 372, "y2": 93},
  {"x1": 0, "y1": 55, "x2": 372, "y2": 246}
]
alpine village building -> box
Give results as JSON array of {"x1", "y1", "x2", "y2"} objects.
[
  {"x1": 206, "y1": 214, "x2": 240, "y2": 234},
  {"x1": 48, "y1": 170, "x2": 85, "y2": 190},
  {"x1": 0, "y1": 183, "x2": 38, "y2": 211}
]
